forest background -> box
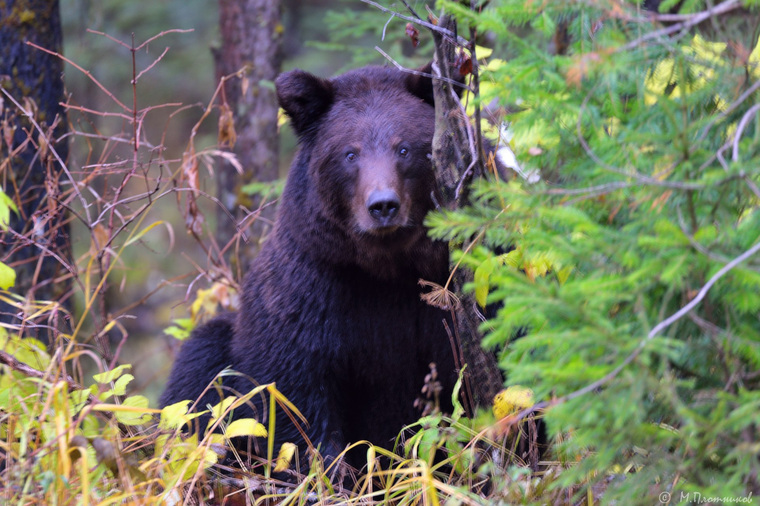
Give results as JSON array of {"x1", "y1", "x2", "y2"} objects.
[{"x1": 56, "y1": 0, "x2": 374, "y2": 402}]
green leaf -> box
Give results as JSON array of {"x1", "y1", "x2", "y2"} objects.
[
  {"x1": 114, "y1": 395, "x2": 152, "y2": 426},
  {"x1": 451, "y1": 366, "x2": 467, "y2": 421},
  {"x1": 0, "y1": 261, "x2": 15, "y2": 290},
  {"x1": 159, "y1": 400, "x2": 192, "y2": 430},
  {"x1": 100, "y1": 373, "x2": 135, "y2": 401},
  {"x1": 93, "y1": 364, "x2": 131, "y2": 384},
  {"x1": 0, "y1": 187, "x2": 18, "y2": 230},
  {"x1": 240, "y1": 178, "x2": 285, "y2": 198},
  {"x1": 71, "y1": 386, "x2": 97, "y2": 412},
  {"x1": 164, "y1": 318, "x2": 194, "y2": 341},
  {"x1": 112, "y1": 373, "x2": 134, "y2": 396},
  {"x1": 474, "y1": 257, "x2": 496, "y2": 308}
]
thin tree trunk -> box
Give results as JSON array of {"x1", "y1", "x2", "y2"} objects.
[
  {"x1": 430, "y1": 14, "x2": 504, "y2": 410},
  {"x1": 0, "y1": 0, "x2": 71, "y2": 339},
  {"x1": 213, "y1": 0, "x2": 283, "y2": 267}
]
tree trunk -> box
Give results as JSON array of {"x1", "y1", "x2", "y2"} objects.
[
  {"x1": 0, "y1": 0, "x2": 71, "y2": 339},
  {"x1": 429, "y1": 15, "x2": 504, "y2": 410},
  {"x1": 213, "y1": 0, "x2": 283, "y2": 267}
]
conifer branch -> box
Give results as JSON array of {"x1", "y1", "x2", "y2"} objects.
[{"x1": 521, "y1": 237, "x2": 760, "y2": 418}]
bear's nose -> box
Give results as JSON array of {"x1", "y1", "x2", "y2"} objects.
[{"x1": 367, "y1": 189, "x2": 401, "y2": 224}]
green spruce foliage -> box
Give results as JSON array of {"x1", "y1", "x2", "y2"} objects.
[{"x1": 423, "y1": 0, "x2": 760, "y2": 501}]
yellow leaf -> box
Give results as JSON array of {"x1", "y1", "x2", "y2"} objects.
[
  {"x1": 190, "y1": 282, "x2": 237, "y2": 323},
  {"x1": 493, "y1": 386, "x2": 535, "y2": 419},
  {"x1": 556, "y1": 265, "x2": 573, "y2": 286},
  {"x1": 124, "y1": 220, "x2": 166, "y2": 247},
  {"x1": 0, "y1": 335, "x2": 51, "y2": 370},
  {"x1": 225, "y1": 418, "x2": 267, "y2": 439},
  {"x1": 750, "y1": 35, "x2": 760, "y2": 79},
  {"x1": 159, "y1": 400, "x2": 191, "y2": 430},
  {"x1": 274, "y1": 442, "x2": 297, "y2": 472},
  {"x1": 207, "y1": 396, "x2": 237, "y2": 430},
  {"x1": 474, "y1": 258, "x2": 496, "y2": 308}
]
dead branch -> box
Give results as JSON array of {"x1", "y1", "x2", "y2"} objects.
[{"x1": 359, "y1": 0, "x2": 469, "y2": 46}]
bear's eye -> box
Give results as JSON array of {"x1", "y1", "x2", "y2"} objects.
[
  {"x1": 398, "y1": 147, "x2": 409, "y2": 157},
  {"x1": 346, "y1": 152, "x2": 357, "y2": 162}
]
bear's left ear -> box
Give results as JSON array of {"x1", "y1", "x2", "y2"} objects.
[
  {"x1": 276, "y1": 69, "x2": 335, "y2": 137},
  {"x1": 405, "y1": 61, "x2": 467, "y2": 106}
]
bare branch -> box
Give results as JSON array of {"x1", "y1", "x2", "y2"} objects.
[
  {"x1": 135, "y1": 46, "x2": 171, "y2": 83},
  {"x1": 0, "y1": 349, "x2": 79, "y2": 388},
  {"x1": 732, "y1": 103, "x2": 760, "y2": 163},
  {"x1": 26, "y1": 41, "x2": 131, "y2": 113},
  {"x1": 136, "y1": 28, "x2": 194, "y2": 50},
  {"x1": 697, "y1": 75, "x2": 760, "y2": 146},
  {"x1": 86, "y1": 28, "x2": 194, "y2": 51},
  {"x1": 0, "y1": 87, "x2": 93, "y2": 223},
  {"x1": 400, "y1": 0, "x2": 422, "y2": 20},
  {"x1": 617, "y1": 0, "x2": 743, "y2": 53},
  {"x1": 373, "y1": 46, "x2": 470, "y2": 90},
  {"x1": 360, "y1": 0, "x2": 469, "y2": 46}
]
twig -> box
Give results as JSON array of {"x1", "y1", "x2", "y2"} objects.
[
  {"x1": 136, "y1": 28, "x2": 194, "y2": 50},
  {"x1": 373, "y1": 46, "x2": 470, "y2": 90},
  {"x1": 732, "y1": 103, "x2": 760, "y2": 163},
  {"x1": 0, "y1": 87, "x2": 93, "y2": 224},
  {"x1": 469, "y1": 1, "x2": 485, "y2": 176},
  {"x1": 61, "y1": 104, "x2": 132, "y2": 121},
  {"x1": 360, "y1": 0, "x2": 469, "y2": 46},
  {"x1": 382, "y1": 15, "x2": 393, "y2": 41},
  {"x1": 617, "y1": 0, "x2": 742, "y2": 53},
  {"x1": 676, "y1": 206, "x2": 760, "y2": 272},
  {"x1": 135, "y1": 46, "x2": 171, "y2": 83},
  {"x1": 26, "y1": 41, "x2": 130, "y2": 113},
  {"x1": 696, "y1": 75, "x2": 760, "y2": 146},
  {"x1": 86, "y1": 28, "x2": 194, "y2": 51},
  {"x1": 0, "y1": 349, "x2": 79, "y2": 388},
  {"x1": 400, "y1": 0, "x2": 422, "y2": 20},
  {"x1": 543, "y1": 181, "x2": 633, "y2": 196}
]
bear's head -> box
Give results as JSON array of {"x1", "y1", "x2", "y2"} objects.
[{"x1": 275, "y1": 64, "x2": 451, "y2": 277}]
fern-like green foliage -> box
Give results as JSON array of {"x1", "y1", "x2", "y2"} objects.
[{"x1": 426, "y1": 0, "x2": 760, "y2": 502}]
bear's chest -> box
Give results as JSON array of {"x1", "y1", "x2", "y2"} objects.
[{"x1": 319, "y1": 279, "x2": 444, "y2": 375}]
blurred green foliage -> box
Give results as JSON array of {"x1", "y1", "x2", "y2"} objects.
[{"x1": 422, "y1": 0, "x2": 760, "y2": 502}]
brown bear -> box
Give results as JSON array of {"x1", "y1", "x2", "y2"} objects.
[{"x1": 160, "y1": 63, "x2": 457, "y2": 470}]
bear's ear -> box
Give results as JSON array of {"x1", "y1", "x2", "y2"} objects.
[
  {"x1": 276, "y1": 69, "x2": 334, "y2": 137},
  {"x1": 405, "y1": 61, "x2": 466, "y2": 106}
]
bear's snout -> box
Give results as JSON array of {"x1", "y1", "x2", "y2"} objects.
[{"x1": 367, "y1": 188, "x2": 401, "y2": 225}]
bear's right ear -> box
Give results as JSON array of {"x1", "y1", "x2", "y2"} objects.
[
  {"x1": 405, "y1": 61, "x2": 467, "y2": 106},
  {"x1": 276, "y1": 69, "x2": 334, "y2": 137}
]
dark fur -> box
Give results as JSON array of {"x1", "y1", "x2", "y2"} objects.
[{"x1": 160, "y1": 65, "x2": 457, "y2": 469}]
